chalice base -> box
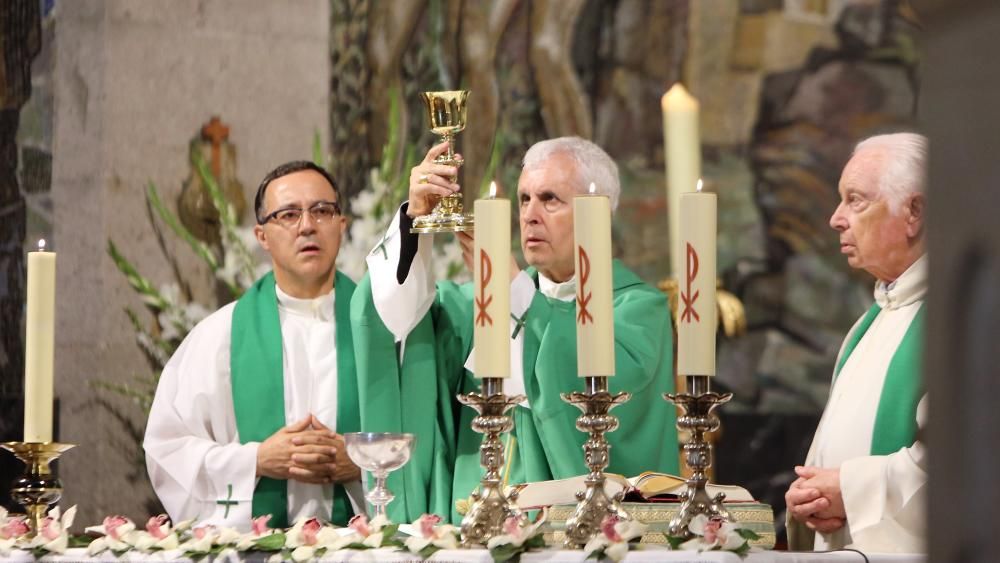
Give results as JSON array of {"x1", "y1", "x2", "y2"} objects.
[{"x1": 410, "y1": 196, "x2": 474, "y2": 234}]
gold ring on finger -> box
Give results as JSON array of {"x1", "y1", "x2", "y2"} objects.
[{"x1": 418, "y1": 174, "x2": 429, "y2": 184}]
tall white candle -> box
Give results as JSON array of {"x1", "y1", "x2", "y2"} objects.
[
  {"x1": 25, "y1": 239, "x2": 56, "y2": 442},
  {"x1": 473, "y1": 182, "x2": 511, "y2": 378},
  {"x1": 574, "y1": 184, "x2": 615, "y2": 377},
  {"x1": 676, "y1": 182, "x2": 717, "y2": 376},
  {"x1": 662, "y1": 83, "x2": 702, "y2": 278}
]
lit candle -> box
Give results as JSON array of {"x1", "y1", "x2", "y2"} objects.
[
  {"x1": 473, "y1": 182, "x2": 511, "y2": 378},
  {"x1": 676, "y1": 181, "x2": 717, "y2": 376},
  {"x1": 661, "y1": 83, "x2": 702, "y2": 278},
  {"x1": 25, "y1": 239, "x2": 56, "y2": 442},
  {"x1": 574, "y1": 183, "x2": 615, "y2": 377}
]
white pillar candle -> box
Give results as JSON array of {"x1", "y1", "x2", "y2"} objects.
[
  {"x1": 25, "y1": 240, "x2": 56, "y2": 442},
  {"x1": 574, "y1": 185, "x2": 615, "y2": 377},
  {"x1": 676, "y1": 183, "x2": 717, "y2": 376},
  {"x1": 662, "y1": 83, "x2": 702, "y2": 278},
  {"x1": 473, "y1": 182, "x2": 511, "y2": 378}
]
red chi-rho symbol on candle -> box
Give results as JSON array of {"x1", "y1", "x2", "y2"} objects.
[
  {"x1": 680, "y1": 243, "x2": 700, "y2": 323},
  {"x1": 576, "y1": 247, "x2": 594, "y2": 325},
  {"x1": 475, "y1": 249, "x2": 494, "y2": 327}
]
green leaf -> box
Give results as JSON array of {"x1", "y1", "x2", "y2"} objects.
[
  {"x1": 146, "y1": 181, "x2": 220, "y2": 272},
  {"x1": 732, "y1": 541, "x2": 751, "y2": 557},
  {"x1": 68, "y1": 535, "x2": 92, "y2": 548},
  {"x1": 418, "y1": 544, "x2": 441, "y2": 558},
  {"x1": 666, "y1": 535, "x2": 685, "y2": 550},
  {"x1": 736, "y1": 528, "x2": 760, "y2": 540},
  {"x1": 254, "y1": 532, "x2": 287, "y2": 551},
  {"x1": 488, "y1": 543, "x2": 522, "y2": 563},
  {"x1": 524, "y1": 534, "x2": 546, "y2": 549},
  {"x1": 586, "y1": 547, "x2": 606, "y2": 560},
  {"x1": 381, "y1": 523, "x2": 399, "y2": 540},
  {"x1": 312, "y1": 130, "x2": 325, "y2": 168},
  {"x1": 342, "y1": 542, "x2": 372, "y2": 550}
]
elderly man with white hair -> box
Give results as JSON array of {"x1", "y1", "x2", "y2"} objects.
[
  {"x1": 786, "y1": 132, "x2": 929, "y2": 552},
  {"x1": 351, "y1": 137, "x2": 679, "y2": 524}
]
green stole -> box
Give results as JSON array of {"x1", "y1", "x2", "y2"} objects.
[
  {"x1": 833, "y1": 302, "x2": 925, "y2": 456},
  {"x1": 230, "y1": 271, "x2": 359, "y2": 527}
]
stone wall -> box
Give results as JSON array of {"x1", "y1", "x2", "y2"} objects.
[{"x1": 49, "y1": 0, "x2": 330, "y2": 523}]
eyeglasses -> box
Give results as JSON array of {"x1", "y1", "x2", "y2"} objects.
[{"x1": 259, "y1": 201, "x2": 341, "y2": 229}]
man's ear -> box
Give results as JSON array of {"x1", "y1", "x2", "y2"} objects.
[
  {"x1": 905, "y1": 193, "x2": 925, "y2": 238},
  {"x1": 254, "y1": 224, "x2": 269, "y2": 251}
]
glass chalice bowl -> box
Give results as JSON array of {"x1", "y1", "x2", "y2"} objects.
[{"x1": 344, "y1": 432, "x2": 415, "y2": 518}]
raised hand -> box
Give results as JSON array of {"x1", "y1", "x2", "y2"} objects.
[{"x1": 407, "y1": 141, "x2": 461, "y2": 218}]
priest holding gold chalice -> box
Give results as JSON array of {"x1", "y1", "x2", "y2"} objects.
[{"x1": 351, "y1": 133, "x2": 680, "y2": 525}]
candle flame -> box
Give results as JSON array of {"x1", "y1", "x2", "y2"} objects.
[
  {"x1": 489, "y1": 181, "x2": 497, "y2": 199},
  {"x1": 696, "y1": 179, "x2": 703, "y2": 193},
  {"x1": 37, "y1": 239, "x2": 46, "y2": 252},
  {"x1": 588, "y1": 182, "x2": 596, "y2": 194}
]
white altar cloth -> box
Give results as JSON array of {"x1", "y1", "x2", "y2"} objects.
[{"x1": 0, "y1": 548, "x2": 924, "y2": 562}]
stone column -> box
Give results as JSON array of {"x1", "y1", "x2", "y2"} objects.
[{"x1": 919, "y1": 0, "x2": 1000, "y2": 560}]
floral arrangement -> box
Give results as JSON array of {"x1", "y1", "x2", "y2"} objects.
[
  {"x1": 0, "y1": 504, "x2": 768, "y2": 562},
  {"x1": 485, "y1": 511, "x2": 548, "y2": 563},
  {"x1": 583, "y1": 514, "x2": 648, "y2": 562},
  {"x1": 667, "y1": 514, "x2": 761, "y2": 557}
]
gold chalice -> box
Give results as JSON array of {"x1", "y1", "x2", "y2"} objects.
[{"x1": 411, "y1": 90, "x2": 475, "y2": 233}]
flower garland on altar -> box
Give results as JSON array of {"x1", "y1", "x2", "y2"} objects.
[{"x1": 0, "y1": 505, "x2": 762, "y2": 562}]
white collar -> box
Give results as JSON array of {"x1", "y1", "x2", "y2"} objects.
[
  {"x1": 874, "y1": 254, "x2": 927, "y2": 311},
  {"x1": 274, "y1": 284, "x2": 335, "y2": 321},
  {"x1": 538, "y1": 273, "x2": 577, "y2": 302}
]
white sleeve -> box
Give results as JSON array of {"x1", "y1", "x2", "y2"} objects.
[
  {"x1": 143, "y1": 304, "x2": 260, "y2": 531},
  {"x1": 365, "y1": 204, "x2": 437, "y2": 342},
  {"x1": 840, "y1": 395, "x2": 928, "y2": 553}
]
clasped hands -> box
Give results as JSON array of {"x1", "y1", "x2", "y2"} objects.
[
  {"x1": 785, "y1": 465, "x2": 847, "y2": 534},
  {"x1": 256, "y1": 415, "x2": 360, "y2": 485}
]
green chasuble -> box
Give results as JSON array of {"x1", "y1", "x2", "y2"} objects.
[
  {"x1": 352, "y1": 259, "x2": 679, "y2": 524},
  {"x1": 833, "y1": 303, "x2": 925, "y2": 455},
  {"x1": 230, "y1": 271, "x2": 360, "y2": 528}
]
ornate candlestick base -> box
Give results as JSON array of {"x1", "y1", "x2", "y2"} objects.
[
  {"x1": 559, "y1": 377, "x2": 633, "y2": 547},
  {"x1": 664, "y1": 376, "x2": 733, "y2": 538},
  {"x1": 457, "y1": 378, "x2": 526, "y2": 545},
  {"x1": 1, "y1": 442, "x2": 75, "y2": 536}
]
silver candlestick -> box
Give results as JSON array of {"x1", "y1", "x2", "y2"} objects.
[
  {"x1": 560, "y1": 376, "x2": 633, "y2": 547},
  {"x1": 457, "y1": 377, "x2": 526, "y2": 545},
  {"x1": 664, "y1": 375, "x2": 733, "y2": 538}
]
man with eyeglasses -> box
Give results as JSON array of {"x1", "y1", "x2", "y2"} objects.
[
  {"x1": 145, "y1": 161, "x2": 364, "y2": 530},
  {"x1": 352, "y1": 137, "x2": 679, "y2": 524}
]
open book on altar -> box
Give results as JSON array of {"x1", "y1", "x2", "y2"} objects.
[{"x1": 508, "y1": 472, "x2": 754, "y2": 509}]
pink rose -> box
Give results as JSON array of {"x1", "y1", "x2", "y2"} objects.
[
  {"x1": 193, "y1": 525, "x2": 214, "y2": 540},
  {"x1": 503, "y1": 516, "x2": 521, "y2": 538},
  {"x1": 703, "y1": 518, "x2": 723, "y2": 545},
  {"x1": 348, "y1": 514, "x2": 371, "y2": 537},
  {"x1": 417, "y1": 514, "x2": 441, "y2": 538},
  {"x1": 103, "y1": 515, "x2": 130, "y2": 540},
  {"x1": 0, "y1": 517, "x2": 29, "y2": 540},
  {"x1": 40, "y1": 517, "x2": 60, "y2": 541},
  {"x1": 301, "y1": 518, "x2": 322, "y2": 546},
  {"x1": 601, "y1": 515, "x2": 623, "y2": 542},
  {"x1": 146, "y1": 515, "x2": 169, "y2": 539},
  {"x1": 251, "y1": 515, "x2": 271, "y2": 536}
]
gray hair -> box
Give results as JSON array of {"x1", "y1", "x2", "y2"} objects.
[
  {"x1": 854, "y1": 132, "x2": 928, "y2": 214},
  {"x1": 522, "y1": 137, "x2": 621, "y2": 212}
]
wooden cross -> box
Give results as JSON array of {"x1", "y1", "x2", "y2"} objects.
[
  {"x1": 201, "y1": 116, "x2": 230, "y2": 180},
  {"x1": 216, "y1": 483, "x2": 239, "y2": 518}
]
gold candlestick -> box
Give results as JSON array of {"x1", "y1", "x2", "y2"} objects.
[
  {"x1": 457, "y1": 377, "x2": 525, "y2": 545},
  {"x1": 559, "y1": 376, "x2": 633, "y2": 547},
  {"x1": 1, "y1": 442, "x2": 75, "y2": 536},
  {"x1": 411, "y1": 90, "x2": 475, "y2": 234}
]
